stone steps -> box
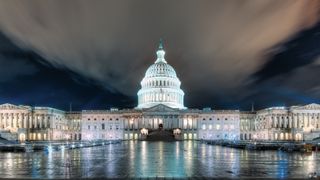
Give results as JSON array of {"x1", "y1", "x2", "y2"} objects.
[{"x1": 146, "y1": 130, "x2": 175, "y2": 141}]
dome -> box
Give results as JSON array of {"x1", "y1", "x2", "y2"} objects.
[
  {"x1": 136, "y1": 40, "x2": 186, "y2": 109},
  {"x1": 145, "y1": 62, "x2": 177, "y2": 78}
]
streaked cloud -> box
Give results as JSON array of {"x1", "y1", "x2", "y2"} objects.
[{"x1": 0, "y1": 0, "x2": 319, "y2": 108}]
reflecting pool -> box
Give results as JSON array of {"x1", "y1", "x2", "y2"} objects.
[{"x1": 0, "y1": 141, "x2": 319, "y2": 178}]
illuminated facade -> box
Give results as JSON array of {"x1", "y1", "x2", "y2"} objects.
[
  {"x1": 137, "y1": 40, "x2": 185, "y2": 109},
  {"x1": 0, "y1": 41, "x2": 319, "y2": 142},
  {"x1": 240, "y1": 104, "x2": 320, "y2": 141},
  {"x1": 0, "y1": 103, "x2": 80, "y2": 141}
]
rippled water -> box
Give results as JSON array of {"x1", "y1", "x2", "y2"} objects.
[{"x1": 0, "y1": 141, "x2": 319, "y2": 178}]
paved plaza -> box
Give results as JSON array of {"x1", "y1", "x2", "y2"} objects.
[{"x1": 0, "y1": 141, "x2": 319, "y2": 179}]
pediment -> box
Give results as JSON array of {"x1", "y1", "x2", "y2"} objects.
[
  {"x1": 293, "y1": 103, "x2": 320, "y2": 110},
  {"x1": 0, "y1": 103, "x2": 30, "y2": 110},
  {"x1": 144, "y1": 104, "x2": 178, "y2": 112}
]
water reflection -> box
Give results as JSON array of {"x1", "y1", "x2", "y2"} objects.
[{"x1": 0, "y1": 141, "x2": 319, "y2": 178}]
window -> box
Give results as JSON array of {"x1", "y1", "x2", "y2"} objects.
[
  {"x1": 102, "y1": 123, "x2": 105, "y2": 130},
  {"x1": 202, "y1": 124, "x2": 206, "y2": 130},
  {"x1": 94, "y1": 118, "x2": 97, "y2": 121},
  {"x1": 88, "y1": 118, "x2": 90, "y2": 121},
  {"x1": 110, "y1": 126, "x2": 112, "y2": 130},
  {"x1": 88, "y1": 125, "x2": 90, "y2": 130},
  {"x1": 216, "y1": 124, "x2": 220, "y2": 130}
]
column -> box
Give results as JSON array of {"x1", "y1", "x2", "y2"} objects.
[
  {"x1": 13, "y1": 113, "x2": 16, "y2": 128},
  {"x1": 29, "y1": 115, "x2": 32, "y2": 128},
  {"x1": 16, "y1": 113, "x2": 19, "y2": 128},
  {"x1": 33, "y1": 115, "x2": 36, "y2": 129},
  {"x1": 44, "y1": 116, "x2": 47, "y2": 128},
  {"x1": 284, "y1": 116, "x2": 288, "y2": 128},
  {"x1": 3, "y1": 113, "x2": 6, "y2": 128},
  {"x1": 303, "y1": 113, "x2": 307, "y2": 127},
  {"x1": 10, "y1": 113, "x2": 13, "y2": 127},
  {"x1": 18, "y1": 113, "x2": 22, "y2": 128},
  {"x1": 308, "y1": 113, "x2": 311, "y2": 127},
  {"x1": 0, "y1": 113, "x2": 2, "y2": 128},
  {"x1": 288, "y1": 116, "x2": 292, "y2": 128}
]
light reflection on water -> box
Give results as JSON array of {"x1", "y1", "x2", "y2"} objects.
[{"x1": 0, "y1": 141, "x2": 319, "y2": 178}]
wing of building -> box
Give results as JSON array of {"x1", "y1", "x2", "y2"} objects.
[{"x1": 0, "y1": 41, "x2": 319, "y2": 142}]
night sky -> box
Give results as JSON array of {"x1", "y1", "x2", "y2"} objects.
[{"x1": 0, "y1": 0, "x2": 319, "y2": 111}]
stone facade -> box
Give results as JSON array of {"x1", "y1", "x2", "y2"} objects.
[
  {"x1": 1, "y1": 103, "x2": 320, "y2": 141},
  {"x1": 0, "y1": 103, "x2": 79, "y2": 141},
  {"x1": 239, "y1": 104, "x2": 320, "y2": 141}
]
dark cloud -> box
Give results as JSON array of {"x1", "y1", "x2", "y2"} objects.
[
  {"x1": 245, "y1": 20, "x2": 320, "y2": 109},
  {"x1": 0, "y1": 33, "x2": 37, "y2": 82},
  {"x1": 253, "y1": 22, "x2": 320, "y2": 83},
  {"x1": 0, "y1": 32, "x2": 134, "y2": 110},
  {"x1": 0, "y1": 0, "x2": 319, "y2": 110}
]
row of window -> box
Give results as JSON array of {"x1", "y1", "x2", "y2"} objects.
[
  {"x1": 87, "y1": 118, "x2": 119, "y2": 121},
  {"x1": 87, "y1": 124, "x2": 119, "y2": 130},
  {"x1": 140, "y1": 92, "x2": 182, "y2": 103},
  {"x1": 202, "y1": 118, "x2": 235, "y2": 121},
  {"x1": 256, "y1": 115, "x2": 320, "y2": 120},
  {"x1": 201, "y1": 124, "x2": 235, "y2": 130},
  {"x1": 144, "y1": 79, "x2": 177, "y2": 87}
]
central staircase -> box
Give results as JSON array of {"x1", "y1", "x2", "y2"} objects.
[{"x1": 146, "y1": 129, "x2": 175, "y2": 141}]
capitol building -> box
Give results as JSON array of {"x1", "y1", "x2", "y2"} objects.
[{"x1": 0, "y1": 41, "x2": 320, "y2": 142}]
